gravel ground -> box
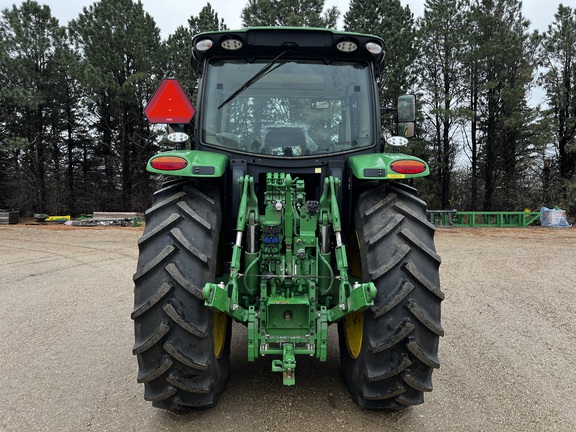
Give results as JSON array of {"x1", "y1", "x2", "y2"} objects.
[{"x1": 0, "y1": 225, "x2": 575, "y2": 431}]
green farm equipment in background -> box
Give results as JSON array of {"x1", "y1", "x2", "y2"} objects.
[{"x1": 132, "y1": 27, "x2": 443, "y2": 411}]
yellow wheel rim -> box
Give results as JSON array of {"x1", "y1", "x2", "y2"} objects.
[
  {"x1": 344, "y1": 230, "x2": 364, "y2": 359},
  {"x1": 213, "y1": 311, "x2": 228, "y2": 358},
  {"x1": 344, "y1": 311, "x2": 364, "y2": 359}
]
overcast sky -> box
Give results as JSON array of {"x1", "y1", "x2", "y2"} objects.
[{"x1": 0, "y1": 0, "x2": 567, "y2": 38}]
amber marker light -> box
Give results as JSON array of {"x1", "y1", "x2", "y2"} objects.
[
  {"x1": 390, "y1": 160, "x2": 427, "y2": 174},
  {"x1": 150, "y1": 156, "x2": 188, "y2": 171}
]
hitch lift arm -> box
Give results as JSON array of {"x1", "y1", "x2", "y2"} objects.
[{"x1": 203, "y1": 174, "x2": 375, "y2": 385}]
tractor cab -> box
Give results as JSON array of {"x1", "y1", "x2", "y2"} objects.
[
  {"x1": 191, "y1": 28, "x2": 385, "y2": 159},
  {"x1": 145, "y1": 28, "x2": 425, "y2": 231}
]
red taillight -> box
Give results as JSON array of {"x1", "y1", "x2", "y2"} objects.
[
  {"x1": 150, "y1": 156, "x2": 188, "y2": 171},
  {"x1": 390, "y1": 160, "x2": 427, "y2": 174}
]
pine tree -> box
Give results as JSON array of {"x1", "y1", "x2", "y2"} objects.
[
  {"x1": 468, "y1": 0, "x2": 539, "y2": 210},
  {"x1": 241, "y1": 0, "x2": 339, "y2": 28},
  {"x1": 539, "y1": 5, "x2": 576, "y2": 213},
  {"x1": 163, "y1": 3, "x2": 229, "y2": 134},
  {"x1": 189, "y1": 2, "x2": 228, "y2": 33},
  {"x1": 344, "y1": 0, "x2": 416, "y2": 107},
  {"x1": 69, "y1": 0, "x2": 162, "y2": 211},
  {"x1": 460, "y1": 5, "x2": 482, "y2": 209},
  {"x1": 0, "y1": 1, "x2": 66, "y2": 214},
  {"x1": 416, "y1": 0, "x2": 469, "y2": 209}
]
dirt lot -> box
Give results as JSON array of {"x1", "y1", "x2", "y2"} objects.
[{"x1": 0, "y1": 225, "x2": 575, "y2": 431}]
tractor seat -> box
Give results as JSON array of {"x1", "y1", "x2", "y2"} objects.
[{"x1": 264, "y1": 127, "x2": 306, "y2": 155}]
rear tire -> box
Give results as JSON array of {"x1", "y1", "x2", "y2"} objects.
[
  {"x1": 339, "y1": 182, "x2": 444, "y2": 409},
  {"x1": 132, "y1": 180, "x2": 230, "y2": 411}
]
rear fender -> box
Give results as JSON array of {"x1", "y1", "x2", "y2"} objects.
[
  {"x1": 147, "y1": 150, "x2": 228, "y2": 177},
  {"x1": 347, "y1": 153, "x2": 429, "y2": 180}
]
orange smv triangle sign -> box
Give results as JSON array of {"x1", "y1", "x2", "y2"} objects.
[{"x1": 144, "y1": 78, "x2": 195, "y2": 124}]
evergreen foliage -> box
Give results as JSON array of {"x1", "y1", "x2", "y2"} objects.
[
  {"x1": 415, "y1": 0, "x2": 469, "y2": 209},
  {"x1": 0, "y1": 0, "x2": 574, "y2": 219},
  {"x1": 241, "y1": 0, "x2": 339, "y2": 28},
  {"x1": 539, "y1": 5, "x2": 576, "y2": 214},
  {"x1": 67, "y1": 0, "x2": 162, "y2": 211},
  {"x1": 344, "y1": 0, "x2": 416, "y2": 106},
  {"x1": 164, "y1": 3, "x2": 228, "y2": 112},
  {"x1": 0, "y1": 1, "x2": 67, "y2": 213}
]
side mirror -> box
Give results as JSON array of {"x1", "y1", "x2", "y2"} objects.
[
  {"x1": 397, "y1": 95, "x2": 416, "y2": 123},
  {"x1": 397, "y1": 95, "x2": 416, "y2": 138},
  {"x1": 397, "y1": 122, "x2": 415, "y2": 138}
]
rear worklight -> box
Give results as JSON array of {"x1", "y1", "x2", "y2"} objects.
[
  {"x1": 390, "y1": 160, "x2": 427, "y2": 174},
  {"x1": 195, "y1": 39, "x2": 213, "y2": 52},
  {"x1": 167, "y1": 131, "x2": 189, "y2": 143},
  {"x1": 365, "y1": 42, "x2": 383, "y2": 55},
  {"x1": 336, "y1": 40, "x2": 358, "y2": 53},
  {"x1": 150, "y1": 156, "x2": 188, "y2": 171},
  {"x1": 221, "y1": 38, "x2": 243, "y2": 50}
]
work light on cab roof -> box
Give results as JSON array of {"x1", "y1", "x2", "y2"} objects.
[
  {"x1": 365, "y1": 41, "x2": 383, "y2": 55},
  {"x1": 221, "y1": 37, "x2": 243, "y2": 50},
  {"x1": 195, "y1": 38, "x2": 213, "y2": 52},
  {"x1": 191, "y1": 29, "x2": 385, "y2": 66},
  {"x1": 336, "y1": 40, "x2": 357, "y2": 52}
]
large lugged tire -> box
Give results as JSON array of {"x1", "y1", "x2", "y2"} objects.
[
  {"x1": 339, "y1": 182, "x2": 444, "y2": 409},
  {"x1": 132, "y1": 179, "x2": 230, "y2": 411}
]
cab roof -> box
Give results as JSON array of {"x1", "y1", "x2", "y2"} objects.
[{"x1": 191, "y1": 27, "x2": 385, "y2": 71}]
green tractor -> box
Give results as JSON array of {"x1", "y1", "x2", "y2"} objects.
[{"x1": 132, "y1": 27, "x2": 443, "y2": 411}]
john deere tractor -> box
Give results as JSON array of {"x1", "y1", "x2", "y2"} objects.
[{"x1": 132, "y1": 27, "x2": 443, "y2": 411}]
